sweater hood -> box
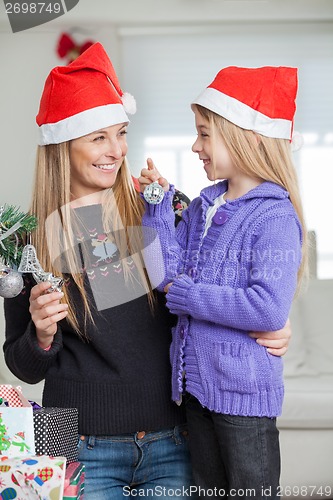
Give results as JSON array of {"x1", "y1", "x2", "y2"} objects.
[{"x1": 200, "y1": 180, "x2": 289, "y2": 206}]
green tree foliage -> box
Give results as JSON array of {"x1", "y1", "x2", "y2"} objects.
[{"x1": 0, "y1": 205, "x2": 38, "y2": 268}]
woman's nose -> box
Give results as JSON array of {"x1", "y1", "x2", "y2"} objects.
[{"x1": 106, "y1": 139, "x2": 123, "y2": 159}]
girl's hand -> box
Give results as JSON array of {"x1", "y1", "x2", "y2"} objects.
[
  {"x1": 249, "y1": 318, "x2": 291, "y2": 356},
  {"x1": 138, "y1": 157, "x2": 170, "y2": 193},
  {"x1": 164, "y1": 282, "x2": 173, "y2": 293},
  {"x1": 29, "y1": 281, "x2": 68, "y2": 348}
]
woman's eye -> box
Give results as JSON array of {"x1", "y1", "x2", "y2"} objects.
[
  {"x1": 119, "y1": 130, "x2": 128, "y2": 136},
  {"x1": 93, "y1": 135, "x2": 105, "y2": 141}
]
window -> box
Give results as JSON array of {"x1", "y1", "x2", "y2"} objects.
[{"x1": 299, "y1": 137, "x2": 333, "y2": 278}]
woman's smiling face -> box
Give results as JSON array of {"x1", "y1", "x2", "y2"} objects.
[{"x1": 69, "y1": 122, "x2": 128, "y2": 201}]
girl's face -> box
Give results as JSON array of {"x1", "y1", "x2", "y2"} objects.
[
  {"x1": 69, "y1": 123, "x2": 128, "y2": 201},
  {"x1": 192, "y1": 108, "x2": 236, "y2": 182}
]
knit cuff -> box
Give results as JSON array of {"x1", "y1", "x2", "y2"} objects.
[
  {"x1": 166, "y1": 274, "x2": 195, "y2": 315},
  {"x1": 28, "y1": 321, "x2": 63, "y2": 357},
  {"x1": 141, "y1": 185, "x2": 175, "y2": 217}
]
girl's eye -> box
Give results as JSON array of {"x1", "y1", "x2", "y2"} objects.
[
  {"x1": 119, "y1": 129, "x2": 128, "y2": 136},
  {"x1": 93, "y1": 135, "x2": 105, "y2": 141}
]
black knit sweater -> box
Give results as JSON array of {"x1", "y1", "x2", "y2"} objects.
[{"x1": 3, "y1": 192, "x2": 189, "y2": 435}]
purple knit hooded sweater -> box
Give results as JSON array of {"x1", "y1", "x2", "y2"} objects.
[{"x1": 142, "y1": 181, "x2": 302, "y2": 417}]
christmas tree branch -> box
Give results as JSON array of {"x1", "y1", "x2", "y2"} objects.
[{"x1": 0, "y1": 205, "x2": 38, "y2": 268}]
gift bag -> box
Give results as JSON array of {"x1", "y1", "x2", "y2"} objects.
[
  {"x1": 33, "y1": 407, "x2": 78, "y2": 463},
  {"x1": 0, "y1": 455, "x2": 66, "y2": 499},
  {"x1": 0, "y1": 384, "x2": 35, "y2": 457}
]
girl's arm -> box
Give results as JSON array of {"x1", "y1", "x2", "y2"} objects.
[
  {"x1": 140, "y1": 160, "x2": 192, "y2": 291},
  {"x1": 142, "y1": 188, "x2": 193, "y2": 290},
  {"x1": 165, "y1": 216, "x2": 302, "y2": 332},
  {"x1": 164, "y1": 282, "x2": 292, "y2": 354}
]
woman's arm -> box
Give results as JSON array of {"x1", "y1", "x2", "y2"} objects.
[{"x1": 3, "y1": 279, "x2": 66, "y2": 383}]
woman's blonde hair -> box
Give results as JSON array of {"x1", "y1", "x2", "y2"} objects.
[
  {"x1": 30, "y1": 142, "x2": 153, "y2": 338},
  {"x1": 194, "y1": 104, "x2": 308, "y2": 291}
]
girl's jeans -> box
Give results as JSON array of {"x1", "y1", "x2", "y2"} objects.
[
  {"x1": 77, "y1": 424, "x2": 197, "y2": 499},
  {"x1": 185, "y1": 394, "x2": 281, "y2": 499}
]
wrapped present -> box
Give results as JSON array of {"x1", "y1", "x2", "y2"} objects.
[
  {"x1": 63, "y1": 462, "x2": 85, "y2": 499},
  {"x1": 0, "y1": 384, "x2": 25, "y2": 407},
  {"x1": 0, "y1": 384, "x2": 35, "y2": 457},
  {"x1": 0, "y1": 455, "x2": 66, "y2": 499},
  {"x1": 33, "y1": 408, "x2": 78, "y2": 463}
]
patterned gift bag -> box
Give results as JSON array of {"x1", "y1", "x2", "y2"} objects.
[{"x1": 0, "y1": 385, "x2": 35, "y2": 457}]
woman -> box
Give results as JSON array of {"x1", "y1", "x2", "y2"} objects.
[{"x1": 3, "y1": 43, "x2": 290, "y2": 499}]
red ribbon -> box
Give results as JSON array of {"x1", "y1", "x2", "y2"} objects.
[{"x1": 56, "y1": 33, "x2": 95, "y2": 64}]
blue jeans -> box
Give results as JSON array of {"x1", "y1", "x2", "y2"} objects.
[
  {"x1": 185, "y1": 395, "x2": 280, "y2": 499},
  {"x1": 77, "y1": 424, "x2": 197, "y2": 499}
]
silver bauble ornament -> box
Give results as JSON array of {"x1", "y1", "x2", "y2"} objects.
[
  {"x1": 143, "y1": 181, "x2": 165, "y2": 205},
  {"x1": 0, "y1": 266, "x2": 24, "y2": 298}
]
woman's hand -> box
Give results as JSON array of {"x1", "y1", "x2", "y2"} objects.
[
  {"x1": 249, "y1": 318, "x2": 291, "y2": 356},
  {"x1": 138, "y1": 157, "x2": 170, "y2": 193},
  {"x1": 29, "y1": 281, "x2": 68, "y2": 349}
]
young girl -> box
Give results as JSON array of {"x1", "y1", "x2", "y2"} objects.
[{"x1": 139, "y1": 66, "x2": 307, "y2": 498}]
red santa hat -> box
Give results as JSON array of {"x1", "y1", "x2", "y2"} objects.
[
  {"x1": 192, "y1": 66, "x2": 298, "y2": 140},
  {"x1": 36, "y1": 42, "x2": 136, "y2": 145}
]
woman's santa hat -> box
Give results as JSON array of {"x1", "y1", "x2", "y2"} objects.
[
  {"x1": 192, "y1": 66, "x2": 298, "y2": 140},
  {"x1": 36, "y1": 42, "x2": 136, "y2": 145}
]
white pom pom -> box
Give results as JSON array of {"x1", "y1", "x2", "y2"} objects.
[
  {"x1": 122, "y1": 92, "x2": 137, "y2": 115},
  {"x1": 291, "y1": 130, "x2": 304, "y2": 152}
]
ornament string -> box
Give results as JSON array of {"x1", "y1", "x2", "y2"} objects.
[{"x1": 0, "y1": 218, "x2": 25, "y2": 247}]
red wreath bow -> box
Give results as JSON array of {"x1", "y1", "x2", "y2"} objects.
[{"x1": 56, "y1": 32, "x2": 95, "y2": 64}]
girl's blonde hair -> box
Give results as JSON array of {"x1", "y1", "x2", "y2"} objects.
[
  {"x1": 194, "y1": 104, "x2": 308, "y2": 290},
  {"x1": 30, "y1": 142, "x2": 153, "y2": 338}
]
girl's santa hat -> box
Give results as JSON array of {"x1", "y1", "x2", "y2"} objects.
[
  {"x1": 192, "y1": 66, "x2": 298, "y2": 140},
  {"x1": 36, "y1": 42, "x2": 136, "y2": 145}
]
